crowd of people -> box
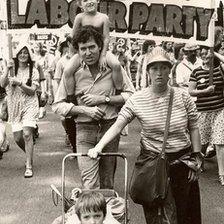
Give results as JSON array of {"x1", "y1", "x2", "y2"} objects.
[{"x1": 1, "y1": 0, "x2": 224, "y2": 223}]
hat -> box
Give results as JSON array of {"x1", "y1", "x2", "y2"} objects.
[
  {"x1": 183, "y1": 43, "x2": 199, "y2": 51},
  {"x1": 14, "y1": 41, "x2": 34, "y2": 60},
  {"x1": 146, "y1": 46, "x2": 172, "y2": 67}
]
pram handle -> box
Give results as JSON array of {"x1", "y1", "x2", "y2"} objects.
[
  {"x1": 63, "y1": 152, "x2": 127, "y2": 158},
  {"x1": 61, "y1": 152, "x2": 128, "y2": 224}
]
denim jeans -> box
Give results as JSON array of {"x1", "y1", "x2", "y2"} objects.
[{"x1": 76, "y1": 119, "x2": 120, "y2": 189}]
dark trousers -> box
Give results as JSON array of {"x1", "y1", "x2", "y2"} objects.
[
  {"x1": 64, "y1": 117, "x2": 76, "y2": 152},
  {"x1": 143, "y1": 150, "x2": 201, "y2": 224}
]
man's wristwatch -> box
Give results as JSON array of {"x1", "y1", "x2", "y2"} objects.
[{"x1": 105, "y1": 95, "x2": 111, "y2": 104}]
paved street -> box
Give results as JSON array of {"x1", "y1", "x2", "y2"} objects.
[{"x1": 1, "y1": 107, "x2": 224, "y2": 224}]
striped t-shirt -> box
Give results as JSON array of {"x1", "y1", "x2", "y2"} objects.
[
  {"x1": 189, "y1": 65, "x2": 224, "y2": 112},
  {"x1": 119, "y1": 87, "x2": 198, "y2": 153}
]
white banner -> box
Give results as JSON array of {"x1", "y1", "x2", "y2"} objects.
[
  {"x1": 6, "y1": 0, "x2": 217, "y2": 46},
  {"x1": 108, "y1": 0, "x2": 216, "y2": 46}
]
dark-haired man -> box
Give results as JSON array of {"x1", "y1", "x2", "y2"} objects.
[{"x1": 53, "y1": 26, "x2": 134, "y2": 189}]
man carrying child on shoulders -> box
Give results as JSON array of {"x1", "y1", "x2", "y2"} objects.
[{"x1": 52, "y1": 26, "x2": 134, "y2": 190}]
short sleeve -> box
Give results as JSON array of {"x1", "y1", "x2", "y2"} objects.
[
  {"x1": 118, "y1": 97, "x2": 136, "y2": 123},
  {"x1": 54, "y1": 60, "x2": 64, "y2": 81},
  {"x1": 32, "y1": 68, "x2": 40, "y2": 87},
  {"x1": 189, "y1": 69, "x2": 197, "y2": 83},
  {"x1": 175, "y1": 63, "x2": 184, "y2": 84},
  {"x1": 182, "y1": 91, "x2": 199, "y2": 130}
]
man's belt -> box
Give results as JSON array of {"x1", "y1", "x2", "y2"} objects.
[{"x1": 77, "y1": 118, "x2": 117, "y2": 126}]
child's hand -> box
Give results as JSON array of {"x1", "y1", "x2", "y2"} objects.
[{"x1": 99, "y1": 55, "x2": 107, "y2": 72}]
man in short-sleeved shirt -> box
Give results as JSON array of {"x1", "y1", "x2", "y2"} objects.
[{"x1": 176, "y1": 44, "x2": 202, "y2": 88}]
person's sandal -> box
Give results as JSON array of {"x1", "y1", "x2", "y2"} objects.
[
  {"x1": 219, "y1": 175, "x2": 224, "y2": 186},
  {"x1": 24, "y1": 167, "x2": 33, "y2": 178}
]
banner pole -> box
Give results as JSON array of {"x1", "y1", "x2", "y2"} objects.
[
  {"x1": 7, "y1": 33, "x2": 14, "y2": 77},
  {"x1": 209, "y1": 0, "x2": 216, "y2": 86},
  {"x1": 209, "y1": 46, "x2": 214, "y2": 86}
]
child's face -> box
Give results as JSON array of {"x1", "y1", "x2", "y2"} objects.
[
  {"x1": 147, "y1": 45, "x2": 154, "y2": 53},
  {"x1": 81, "y1": 0, "x2": 99, "y2": 13},
  {"x1": 80, "y1": 210, "x2": 104, "y2": 224},
  {"x1": 33, "y1": 44, "x2": 41, "y2": 54}
]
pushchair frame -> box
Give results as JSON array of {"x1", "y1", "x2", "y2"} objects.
[{"x1": 61, "y1": 152, "x2": 128, "y2": 224}]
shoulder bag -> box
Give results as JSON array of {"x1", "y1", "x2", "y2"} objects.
[{"x1": 129, "y1": 88, "x2": 174, "y2": 207}]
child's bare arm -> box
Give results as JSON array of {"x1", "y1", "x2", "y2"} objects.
[
  {"x1": 99, "y1": 15, "x2": 110, "y2": 70},
  {"x1": 101, "y1": 15, "x2": 110, "y2": 57},
  {"x1": 71, "y1": 14, "x2": 82, "y2": 38},
  {"x1": 106, "y1": 53, "x2": 123, "y2": 90}
]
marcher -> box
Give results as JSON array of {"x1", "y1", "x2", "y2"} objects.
[
  {"x1": 0, "y1": 57, "x2": 9, "y2": 159},
  {"x1": 48, "y1": 46, "x2": 62, "y2": 100},
  {"x1": 54, "y1": 35, "x2": 77, "y2": 152},
  {"x1": 0, "y1": 90, "x2": 9, "y2": 159},
  {"x1": 31, "y1": 44, "x2": 46, "y2": 140},
  {"x1": 125, "y1": 40, "x2": 142, "y2": 85},
  {"x1": 111, "y1": 42, "x2": 131, "y2": 79},
  {"x1": 162, "y1": 41, "x2": 175, "y2": 62},
  {"x1": 52, "y1": 26, "x2": 134, "y2": 189},
  {"x1": 111, "y1": 42, "x2": 132, "y2": 136},
  {"x1": 175, "y1": 44, "x2": 202, "y2": 89},
  {"x1": 88, "y1": 46, "x2": 202, "y2": 224},
  {"x1": 33, "y1": 42, "x2": 48, "y2": 119},
  {"x1": 0, "y1": 42, "x2": 39, "y2": 178},
  {"x1": 170, "y1": 43, "x2": 185, "y2": 87},
  {"x1": 64, "y1": 0, "x2": 123, "y2": 97},
  {"x1": 189, "y1": 47, "x2": 224, "y2": 185},
  {"x1": 135, "y1": 40, "x2": 155, "y2": 90}
]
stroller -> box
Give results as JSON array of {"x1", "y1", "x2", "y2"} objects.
[{"x1": 51, "y1": 152, "x2": 129, "y2": 224}]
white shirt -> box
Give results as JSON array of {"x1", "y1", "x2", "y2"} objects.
[{"x1": 176, "y1": 57, "x2": 202, "y2": 86}]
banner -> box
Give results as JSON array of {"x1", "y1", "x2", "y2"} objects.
[{"x1": 6, "y1": 0, "x2": 217, "y2": 46}]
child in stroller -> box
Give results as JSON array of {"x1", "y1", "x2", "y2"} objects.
[{"x1": 52, "y1": 190, "x2": 121, "y2": 224}]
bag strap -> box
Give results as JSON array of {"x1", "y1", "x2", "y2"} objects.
[
  {"x1": 161, "y1": 88, "x2": 174, "y2": 156},
  {"x1": 182, "y1": 62, "x2": 193, "y2": 72}
]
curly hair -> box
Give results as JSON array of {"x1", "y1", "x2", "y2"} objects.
[
  {"x1": 72, "y1": 25, "x2": 104, "y2": 51},
  {"x1": 35, "y1": 42, "x2": 46, "y2": 57},
  {"x1": 142, "y1": 40, "x2": 156, "y2": 54}
]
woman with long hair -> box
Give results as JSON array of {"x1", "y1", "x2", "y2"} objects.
[{"x1": 1, "y1": 42, "x2": 39, "y2": 178}]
